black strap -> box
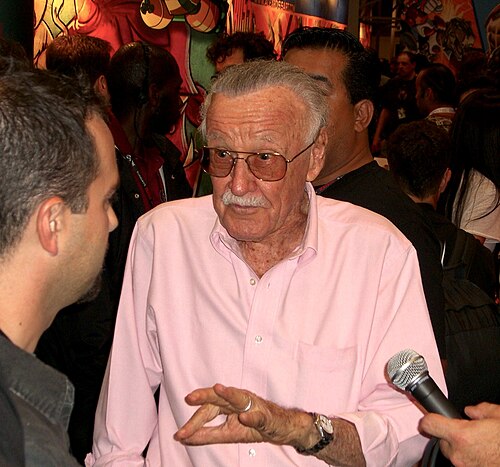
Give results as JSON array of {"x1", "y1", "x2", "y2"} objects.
[{"x1": 444, "y1": 229, "x2": 476, "y2": 279}]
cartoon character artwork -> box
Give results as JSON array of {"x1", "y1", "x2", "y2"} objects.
[
  {"x1": 485, "y1": 3, "x2": 500, "y2": 56},
  {"x1": 396, "y1": 0, "x2": 482, "y2": 70},
  {"x1": 33, "y1": 0, "x2": 227, "y2": 187}
]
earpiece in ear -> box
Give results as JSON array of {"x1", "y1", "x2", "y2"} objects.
[{"x1": 49, "y1": 220, "x2": 56, "y2": 232}]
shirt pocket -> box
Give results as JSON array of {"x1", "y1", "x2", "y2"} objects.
[{"x1": 270, "y1": 337, "x2": 360, "y2": 414}]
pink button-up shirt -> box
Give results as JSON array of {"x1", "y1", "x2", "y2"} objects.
[{"x1": 88, "y1": 184, "x2": 445, "y2": 466}]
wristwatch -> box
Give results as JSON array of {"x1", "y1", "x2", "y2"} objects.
[{"x1": 295, "y1": 413, "x2": 334, "y2": 455}]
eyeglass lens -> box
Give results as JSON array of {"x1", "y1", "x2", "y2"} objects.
[{"x1": 202, "y1": 149, "x2": 287, "y2": 181}]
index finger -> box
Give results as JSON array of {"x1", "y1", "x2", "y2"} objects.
[
  {"x1": 465, "y1": 402, "x2": 500, "y2": 420},
  {"x1": 174, "y1": 401, "x2": 221, "y2": 441}
]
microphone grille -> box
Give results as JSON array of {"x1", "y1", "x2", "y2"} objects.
[{"x1": 386, "y1": 349, "x2": 428, "y2": 390}]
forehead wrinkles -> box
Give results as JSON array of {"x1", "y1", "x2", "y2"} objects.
[{"x1": 206, "y1": 89, "x2": 308, "y2": 144}]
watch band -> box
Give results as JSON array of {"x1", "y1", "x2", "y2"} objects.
[{"x1": 295, "y1": 412, "x2": 334, "y2": 455}]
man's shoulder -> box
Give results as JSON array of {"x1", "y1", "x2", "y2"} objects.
[
  {"x1": 322, "y1": 163, "x2": 440, "y2": 247},
  {"x1": 0, "y1": 336, "x2": 70, "y2": 391},
  {"x1": 316, "y1": 194, "x2": 412, "y2": 246},
  {"x1": 323, "y1": 161, "x2": 405, "y2": 206}
]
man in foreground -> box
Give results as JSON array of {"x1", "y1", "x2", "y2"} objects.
[
  {"x1": 88, "y1": 60, "x2": 444, "y2": 466},
  {"x1": 0, "y1": 70, "x2": 119, "y2": 465}
]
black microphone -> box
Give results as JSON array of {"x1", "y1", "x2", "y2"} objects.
[{"x1": 386, "y1": 349, "x2": 461, "y2": 419}]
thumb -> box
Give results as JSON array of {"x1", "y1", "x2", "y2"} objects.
[
  {"x1": 419, "y1": 413, "x2": 451, "y2": 439},
  {"x1": 238, "y1": 409, "x2": 267, "y2": 431}
]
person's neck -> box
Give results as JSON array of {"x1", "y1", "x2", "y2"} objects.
[
  {"x1": 0, "y1": 284, "x2": 48, "y2": 353},
  {"x1": 408, "y1": 192, "x2": 438, "y2": 209},
  {"x1": 0, "y1": 253, "x2": 64, "y2": 352},
  {"x1": 238, "y1": 194, "x2": 309, "y2": 278},
  {"x1": 400, "y1": 72, "x2": 415, "y2": 81},
  {"x1": 120, "y1": 112, "x2": 153, "y2": 153},
  {"x1": 313, "y1": 145, "x2": 373, "y2": 187}
]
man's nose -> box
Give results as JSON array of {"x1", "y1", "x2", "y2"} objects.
[{"x1": 229, "y1": 158, "x2": 255, "y2": 195}]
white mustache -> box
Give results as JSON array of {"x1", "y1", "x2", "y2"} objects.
[{"x1": 222, "y1": 191, "x2": 266, "y2": 207}]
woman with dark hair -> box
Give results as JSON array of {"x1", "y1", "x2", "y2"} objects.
[{"x1": 444, "y1": 88, "x2": 500, "y2": 250}]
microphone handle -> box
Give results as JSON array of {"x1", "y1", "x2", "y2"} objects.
[{"x1": 407, "y1": 374, "x2": 462, "y2": 419}]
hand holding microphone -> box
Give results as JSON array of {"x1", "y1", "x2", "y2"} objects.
[{"x1": 386, "y1": 350, "x2": 500, "y2": 465}]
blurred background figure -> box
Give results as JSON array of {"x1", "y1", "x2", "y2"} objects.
[
  {"x1": 372, "y1": 51, "x2": 420, "y2": 154},
  {"x1": 206, "y1": 31, "x2": 276, "y2": 73},
  {"x1": 416, "y1": 63, "x2": 457, "y2": 132},
  {"x1": 388, "y1": 119, "x2": 500, "y2": 416},
  {"x1": 454, "y1": 49, "x2": 493, "y2": 103},
  {"x1": 443, "y1": 88, "x2": 500, "y2": 253},
  {"x1": 0, "y1": 37, "x2": 32, "y2": 75},
  {"x1": 45, "y1": 34, "x2": 112, "y2": 107},
  {"x1": 387, "y1": 120, "x2": 496, "y2": 299}
]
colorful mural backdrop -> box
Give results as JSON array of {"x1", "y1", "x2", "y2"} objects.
[
  {"x1": 32, "y1": 0, "x2": 347, "y2": 186},
  {"x1": 227, "y1": 0, "x2": 347, "y2": 54},
  {"x1": 396, "y1": 0, "x2": 498, "y2": 71},
  {"x1": 34, "y1": 0, "x2": 227, "y2": 186},
  {"x1": 31, "y1": 0, "x2": 498, "y2": 186}
]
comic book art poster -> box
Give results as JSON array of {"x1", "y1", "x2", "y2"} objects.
[
  {"x1": 396, "y1": 0, "x2": 498, "y2": 71},
  {"x1": 480, "y1": 1, "x2": 500, "y2": 55},
  {"x1": 32, "y1": 0, "x2": 348, "y2": 187},
  {"x1": 227, "y1": 0, "x2": 347, "y2": 55},
  {"x1": 33, "y1": 0, "x2": 228, "y2": 186}
]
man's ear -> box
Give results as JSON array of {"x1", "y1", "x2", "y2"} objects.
[
  {"x1": 36, "y1": 197, "x2": 66, "y2": 256},
  {"x1": 149, "y1": 83, "x2": 161, "y2": 110},
  {"x1": 353, "y1": 99, "x2": 374, "y2": 132},
  {"x1": 425, "y1": 86, "x2": 434, "y2": 102},
  {"x1": 94, "y1": 75, "x2": 110, "y2": 105},
  {"x1": 439, "y1": 168, "x2": 452, "y2": 195},
  {"x1": 306, "y1": 127, "x2": 327, "y2": 182}
]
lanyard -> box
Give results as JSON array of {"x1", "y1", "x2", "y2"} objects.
[{"x1": 115, "y1": 145, "x2": 155, "y2": 209}]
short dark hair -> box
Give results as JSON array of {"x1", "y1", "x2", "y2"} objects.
[
  {"x1": 419, "y1": 63, "x2": 457, "y2": 106},
  {"x1": 281, "y1": 27, "x2": 381, "y2": 104},
  {"x1": 107, "y1": 41, "x2": 180, "y2": 119},
  {"x1": 45, "y1": 34, "x2": 112, "y2": 85},
  {"x1": 0, "y1": 70, "x2": 103, "y2": 257},
  {"x1": 206, "y1": 31, "x2": 276, "y2": 64},
  {"x1": 387, "y1": 120, "x2": 451, "y2": 199},
  {"x1": 398, "y1": 50, "x2": 417, "y2": 63},
  {"x1": 0, "y1": 38, "x2": 32, "y2": 75}
]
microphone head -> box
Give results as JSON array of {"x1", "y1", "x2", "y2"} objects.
[{"x1": 386, "y1": 349, "x2": 428, "y2": 390}]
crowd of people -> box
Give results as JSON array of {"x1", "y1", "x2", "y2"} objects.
[{"x1": 0, "y1": 24, "x2": 499, "y2": 467}]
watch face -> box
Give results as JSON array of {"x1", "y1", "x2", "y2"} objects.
[{"x1": 317, "y1": 414, "x2": 334, "y2": 435}]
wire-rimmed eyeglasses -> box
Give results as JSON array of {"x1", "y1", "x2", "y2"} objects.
[{"x1": 200, "y1": 141, "x2": 315, "y2": 182}]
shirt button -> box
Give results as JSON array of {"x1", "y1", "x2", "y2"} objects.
[
  {"x1": 255, "y1": 335, "x2": 263, "y2": 344},
  {"x1": 250, "y1": 278, "x2": 256, "y2": 285},
  {"x1": 134, "y1": 193, "x2": 140, "y2": 199},
  {"x1": 248, "y1": 448, "x2": 256, "y2": 457}
]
